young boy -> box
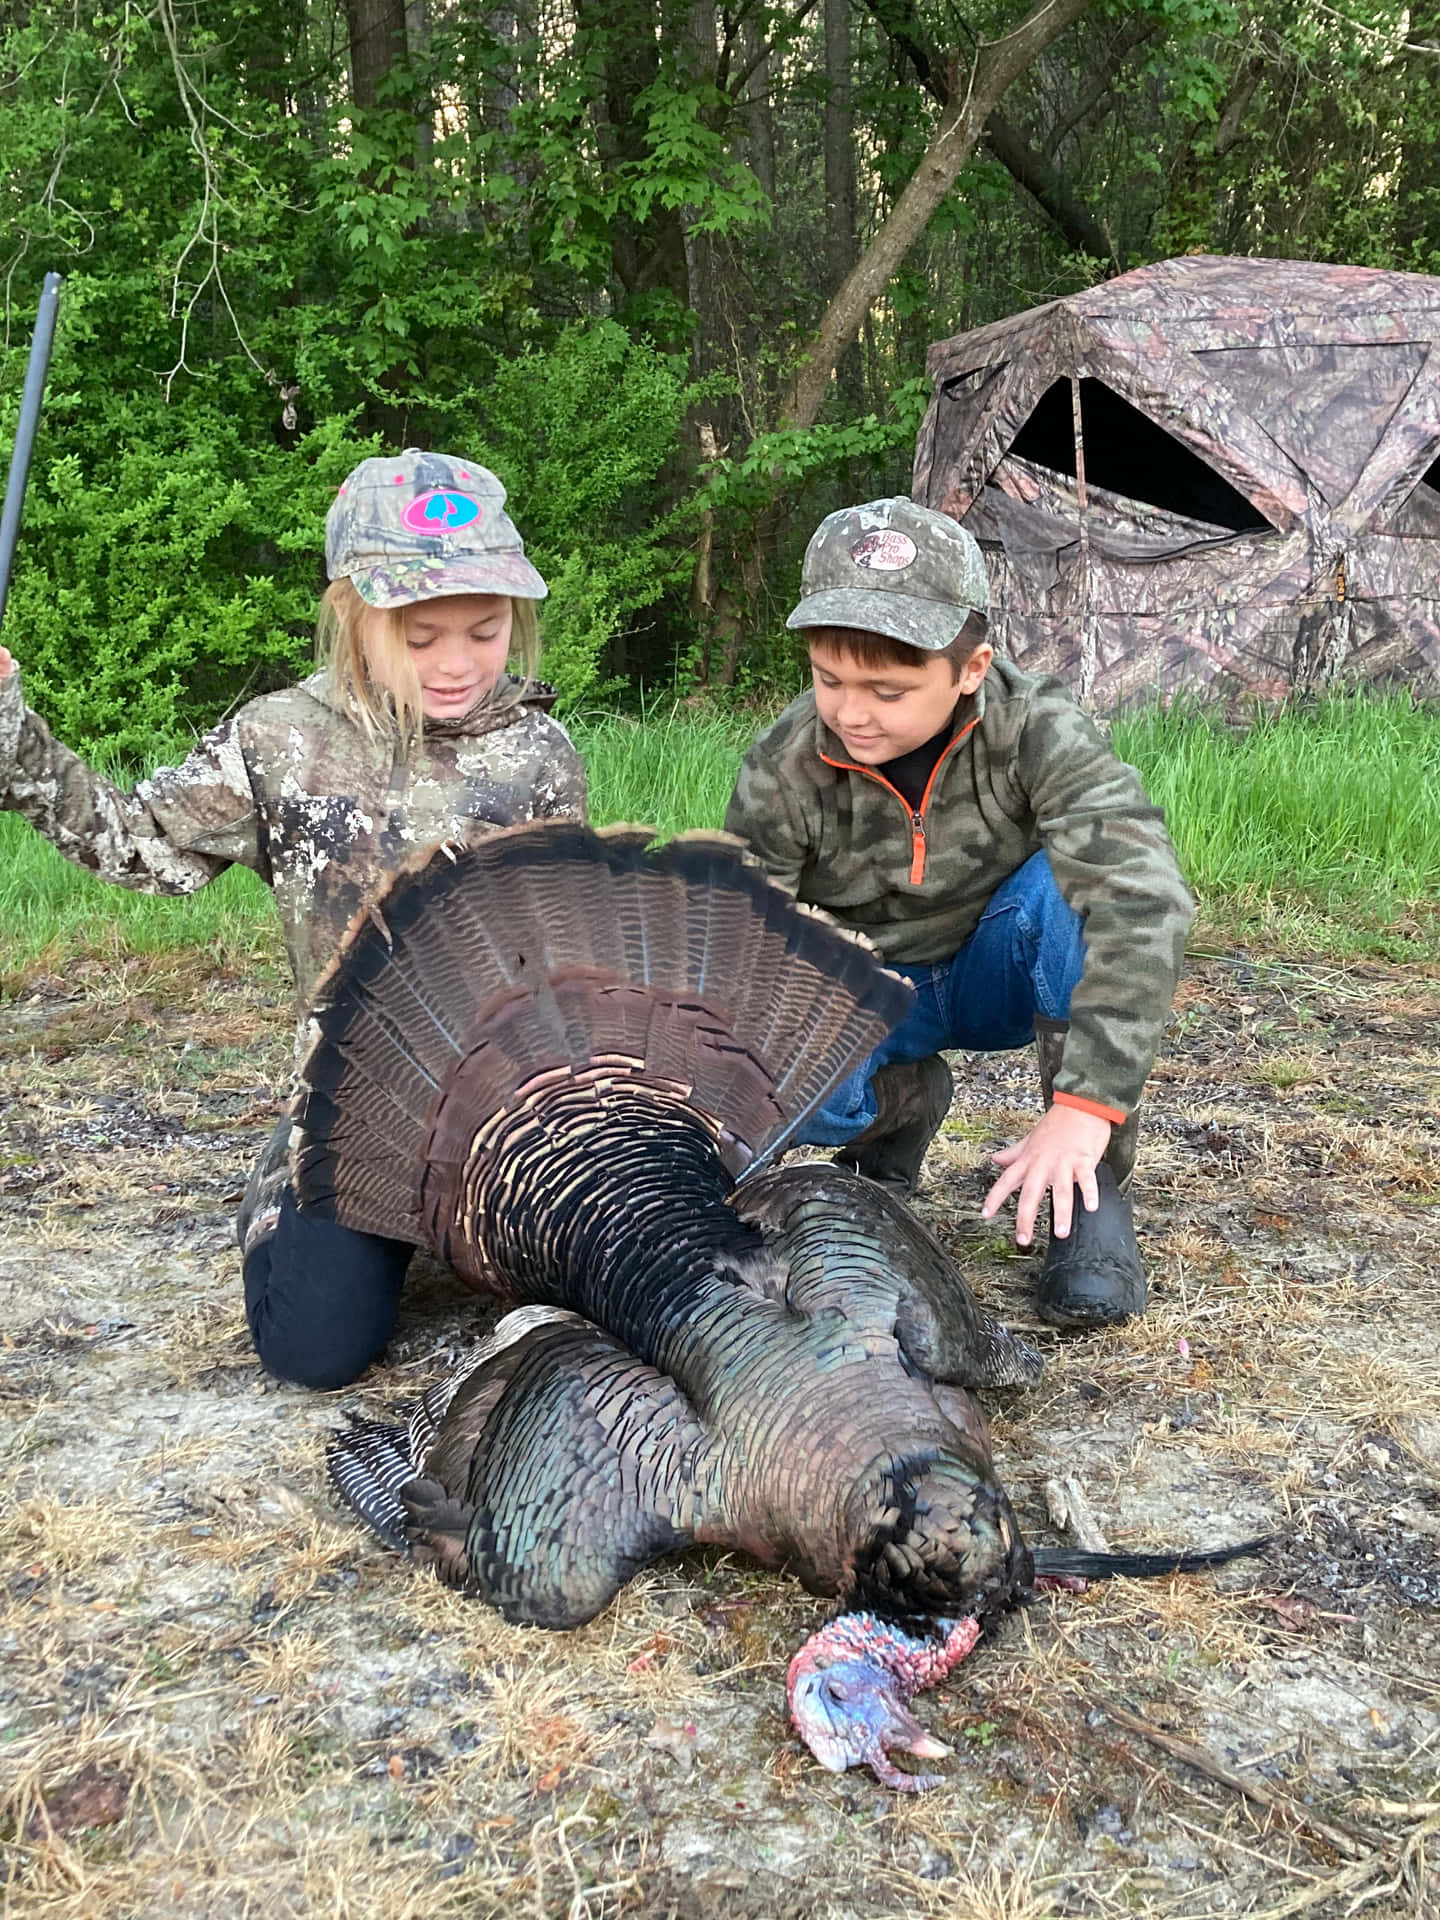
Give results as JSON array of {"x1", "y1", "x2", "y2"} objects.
[{"x1": 724, "y1": 498, "x2": 1194, "y2": 1327}]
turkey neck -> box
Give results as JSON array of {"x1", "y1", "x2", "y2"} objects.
[{"x1": 427, "y1": 1083, "x2": 761, "y2": 1373}]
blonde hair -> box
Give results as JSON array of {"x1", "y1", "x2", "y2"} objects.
[{"x1": 316, "y1": 580, "x2": 542, "y2": 750}]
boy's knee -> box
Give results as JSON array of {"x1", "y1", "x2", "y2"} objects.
[
  {"x1": 1007, "y1": 851, "x2": 1072, "y2": 919},
  {"x1": 1009, "y1": 855, "x2": 1084, "y2": 959}
]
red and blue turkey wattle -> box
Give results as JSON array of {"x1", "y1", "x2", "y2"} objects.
[{"x1": 787, "y1": 1614, "x2": 983, "y2": 1791}]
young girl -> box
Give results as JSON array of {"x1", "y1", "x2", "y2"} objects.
[{"x1": 0, "y1": 449, "x2": 587, "y2": 1388}]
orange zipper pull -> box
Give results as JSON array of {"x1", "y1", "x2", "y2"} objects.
[{"x1": 909, "y1": 813, "x2": 927, "y2": 885}]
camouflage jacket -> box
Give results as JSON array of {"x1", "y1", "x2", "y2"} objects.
[
  {"x1": 0, "y1": 668, "x2": 588, "y2": 1032},
  {"x1": 723, "y1": 658, "x2": 1193, "y2": 1120}
]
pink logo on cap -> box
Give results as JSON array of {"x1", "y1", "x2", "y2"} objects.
[
  {"x1": 401, "y1": 490, "x2": 482, "y2": 534},
  {"x1": 851, "y1": 530, "x2": 917, "y2": 571}
]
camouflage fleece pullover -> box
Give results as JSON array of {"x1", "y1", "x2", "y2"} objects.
[
  {"x1": 2, "y1": 666, "x2": 587, "y2": 1238},
  {"x1": 723, "y1": 657, "x2": 1193, "y2": 1121},
  {"x1": 0, "y1": 667, "x2": 588, "y2": 1033}
]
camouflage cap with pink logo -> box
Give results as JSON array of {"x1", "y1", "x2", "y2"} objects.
[
  {"x1": 786, "y1": 497, "x2": 989, "y2": 652},
  {"x1": 326, "y1": 449, "x2": 549, "y2": 610}
]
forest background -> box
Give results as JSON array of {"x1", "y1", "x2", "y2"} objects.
[{"x1": 5, "y1": 0, "x2": 1440, "y2": 754}]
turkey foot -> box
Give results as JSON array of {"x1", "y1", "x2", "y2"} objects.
[{"x1": 787, "y1": 1612, "x2": 981, "y2": 1791}]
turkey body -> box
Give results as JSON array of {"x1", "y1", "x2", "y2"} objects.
[
  {"x1": 301, "y1": 824, "x2": 1040, "y2": 1632},
  {"x1": 333, "y1": 1157, "x2": 1038, "y2": 1630}
]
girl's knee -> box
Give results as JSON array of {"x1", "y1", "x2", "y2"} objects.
[
  {"x1": 243, "y1": 1238, "x2": 401, "y2": 1390},
  {"x1": 249, "y1": 1324, "x2": 385, "y2": 1391}
]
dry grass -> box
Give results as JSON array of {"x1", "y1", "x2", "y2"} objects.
[
  {"x1": 881, "y1": 1855, "x2": 1060, "y2": 1919},
  {"x1": 2, "y1": 952, "x2": 1439, "y2": 1917}
]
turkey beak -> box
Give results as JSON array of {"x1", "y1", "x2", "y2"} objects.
[
  {"x1": 866, "y1": 1695, "x2": 953, "y2": 1792},
  {"x1": 878, "y1": 1694, "x2": 951, "y2": 1766},
  {"x1": 901, "y1": 1725, "x2": 952, "y2": 1762}
]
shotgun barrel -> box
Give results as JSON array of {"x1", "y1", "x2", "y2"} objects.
[{"x1": 0, "y1": 272, "x2": 63, "y2": 631}]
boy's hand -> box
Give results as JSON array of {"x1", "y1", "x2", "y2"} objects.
[
  {"x1": 982, "y1": 1105, "x2": 1113, "y2": 1249},
  {"x1": 0, "y1": 645, "x2": 15, "y2": 680}
]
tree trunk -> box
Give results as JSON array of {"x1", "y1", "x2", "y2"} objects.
[
  {"x1": 345, "y1": 0, "x2": 408, "y2": 107},
  {"x1": 779, "y1": 0, "x2": 1095, "y2": 430},
  {"x1": 407, "y1": 0, "x2": 433, "y2": 160},
  {"x1": 862, "y1": 0, "x2": 1117, "y2": 268},
  {"x1": 1164, "y1": 52, "x2": 1265, "y2": 253},
  {"x1": 983, "y1": 113, "x2": 1116, "y2": 266},
  {"x1": 1393, "y1": 4, "x2": 1440, "y2": 256},
  {"x1": 484, "y1": 2, "x2": 520, "y2": 132},
  {"x1": 344, "y1": 0, "x2": 413, "y2": 439},
  {"x1": 740, "y1": 19, "x2": 776, "y2": 201},
  {"x1": 823, "y1": 0, "x2": 857, "y2": 295},
  {"x1": 575, "y1": 0, "x2": 691, "y2": 324},
  {"x1": 823, "y1": 0, "x2": 864, "y2": 410},
  {"x1": 684, "y1": 0, "x2": 721, "y2": 361},
  {"x1": 1042, "y1": 18, "x2": 1161, "y2": 157}
]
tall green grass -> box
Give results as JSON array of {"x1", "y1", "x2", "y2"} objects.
[
  {"x1": 1112, "y1": 691, "x2": 1440, "y2": 954},
  {"x1": 1, "y1": 692, "x2": 1436, "y2": 982},
  {"x1": 575, "y1": 704, "x2": 755, "y2": 836},
  {"x1": 0, "y1": 827, "x2": 273, "y2": 978}
]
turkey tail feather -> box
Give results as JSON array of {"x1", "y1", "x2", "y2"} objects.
[
  {"x1": 327, "y1": 1415, "x2": 420, "y2": 1554},
  {"x1": 294, "y1": 823, "x2": 913, "y2": 1245}
]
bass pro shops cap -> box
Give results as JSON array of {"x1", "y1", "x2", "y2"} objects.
[
  {"x1": 786, "y1": 497, "x2": 989, "y2": 652},
  {"x1": 326, "y1": 449, "x2": 549, "y2": 609}
]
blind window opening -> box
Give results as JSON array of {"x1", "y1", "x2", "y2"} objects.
[{"x1": 1007, "y1": 378, "x2": 1270, "y2": 533}]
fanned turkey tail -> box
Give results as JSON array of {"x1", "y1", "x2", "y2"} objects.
[
  {"x1": 292, "y1": 822, "x2": 912, "y2": 1296},
  {"x1": 1030, "y1": 1536, "x2": 1272, "y2": 1582}
]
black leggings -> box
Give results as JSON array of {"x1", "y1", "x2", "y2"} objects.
[{"x1": 243, "y1": 1189, "x2": 414, "y2": 1389}]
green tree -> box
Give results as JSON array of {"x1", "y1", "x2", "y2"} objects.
[{"x1": 4, "y1": 0, "x2": 1440, "y2": 723}]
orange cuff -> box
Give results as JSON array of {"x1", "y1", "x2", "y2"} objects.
[{"x1": 1053, "y1": 1090, "x2": 1128, "y2": 1127}]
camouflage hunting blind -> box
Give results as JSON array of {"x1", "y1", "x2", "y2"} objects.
[{"x1": 912, "y1": 255, "x2": 1440, "y2": 709}]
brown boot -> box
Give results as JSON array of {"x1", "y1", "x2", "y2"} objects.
[
  {"x1": 832, "y1": 1055, "x2": 954, "y2": 1197},
  {"x1": 1031, "y1": 1017, "x2": 1144, "y2": 1328}
]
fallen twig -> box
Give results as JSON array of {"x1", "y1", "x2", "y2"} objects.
[
  {"x1": 1097, "y1": 1700, "x2": 1373, "y2": 1860},
  {"x1": 1241, "y1": 1805, "x2": 1440, "y2": 1920},
  {"x1": 1044, "y1": 1474, "x2": 1110, "y2": 1552},
  {"x1": 1099, "y1": 1703, "x2": 1440, "y2": 1914},
  {"x1": 1238, "y1": 1851, "x2": 1400, "y2": 1920}
]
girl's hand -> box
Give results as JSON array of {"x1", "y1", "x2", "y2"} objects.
[
  {"x1": 982, "y1": 1104, "x2": 1113, "y2": 1249},
  {"x1": 0, "y1": 645, "x2": 15, "y2": 680}
]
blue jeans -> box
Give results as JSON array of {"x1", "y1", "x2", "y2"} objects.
[{"x1": 799, "y1": 852, "x2": 1086, "y2": 1147}]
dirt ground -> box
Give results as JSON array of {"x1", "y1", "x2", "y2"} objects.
[{"x1": 1, "y1": 945, "x2": 1437, "y2": 1919}]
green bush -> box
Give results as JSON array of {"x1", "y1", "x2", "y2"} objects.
[
  {"x1": 7, "y1": 408, "x2": 362, "y2": 759},
  {"x1": 473, "y1": 322, "x2": 698, "y2": 709},
  {"x1": 3, "y1": 322, "x2": 695, "y2": 748}
]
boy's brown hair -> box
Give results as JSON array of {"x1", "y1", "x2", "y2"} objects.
[{"x1": 805, "y1": 610, "x2": 989, "y2": 681}]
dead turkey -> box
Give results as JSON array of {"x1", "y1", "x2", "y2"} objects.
[
  {"x1": 293, "y1": 822, "x2": 1265, "y2": 1786},
  {"x1": 295, "y1": 823, "x2": 1041, "y2": 1625}
]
